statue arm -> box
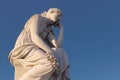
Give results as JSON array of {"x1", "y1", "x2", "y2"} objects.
[
  {"x1": 47, "y1": 30, "x2": 58, "y2": 48},
  {"x1": 30, "y1": 14, "x2": 52, "y2": 53},
  {"x1": 47, "y1": 24, "x2": 64, "y2": 48},
  {"x1": 56, "y1": 23, "x2": 64, "y2": 47}
]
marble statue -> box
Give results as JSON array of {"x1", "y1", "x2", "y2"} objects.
[{"x1": 8, "y1": 8, "x2": 70, "y2": 80}]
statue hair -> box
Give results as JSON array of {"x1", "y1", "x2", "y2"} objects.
[{"x1": 41, "y1": 8, "x2": 62, "y2": 17}]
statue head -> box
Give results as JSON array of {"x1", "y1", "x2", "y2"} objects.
[{"x1": 46, "y1": 8, "x2": 63, "y2": 23}]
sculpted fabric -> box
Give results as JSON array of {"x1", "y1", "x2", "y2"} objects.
[{"x1": 9, "y1": 13, "x2": 70, "y2": 80}]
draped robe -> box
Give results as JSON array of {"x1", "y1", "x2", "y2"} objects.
[{"x1": 9, "y1": 14, "x2": 70, "y2": 80}]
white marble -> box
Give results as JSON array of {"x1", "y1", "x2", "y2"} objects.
[{"x1": 9, "y1": 8, "x2": 70, "y2": 80}]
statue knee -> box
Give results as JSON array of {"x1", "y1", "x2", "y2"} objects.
[
  {"x1": 56, "y1": 48, "x2": 66, "y2": 53},
  {"x1": 31, "y1": 63, "x2": 54, "y2": 76}
]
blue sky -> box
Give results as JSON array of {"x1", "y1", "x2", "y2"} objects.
[{"x1": 1, "y1": 0, "x2": 120, "y2": 80}]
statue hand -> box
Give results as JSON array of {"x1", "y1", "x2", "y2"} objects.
[{"x1": 54, "y1": 22, "x2": 63, "y2": 29}]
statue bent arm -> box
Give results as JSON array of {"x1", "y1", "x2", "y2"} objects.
[
  {"x1": 47, "y1": 23, "x2": 64, "y2": 48},
  {"x1": 57, "y1": 23, "x2": 64, "y2": 47},
  {"x1": 30, "y1": 14, "x2": 52, "y2": 53}
]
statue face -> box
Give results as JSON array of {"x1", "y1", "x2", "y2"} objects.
[{"x1": 46, "y1": 11, "x2": 62, "y2": 23}]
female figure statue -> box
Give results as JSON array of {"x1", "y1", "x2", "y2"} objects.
[{"x1": 9, "y1": 8, "x2": 70, "y2": 80}]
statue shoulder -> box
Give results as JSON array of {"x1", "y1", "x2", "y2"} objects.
[
  {"x1": 27, "y1": 14, "x2": 43, "y2": 25},
  {"x1": 30, "y1": 14, "x2": 41, "y2": 20}
]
